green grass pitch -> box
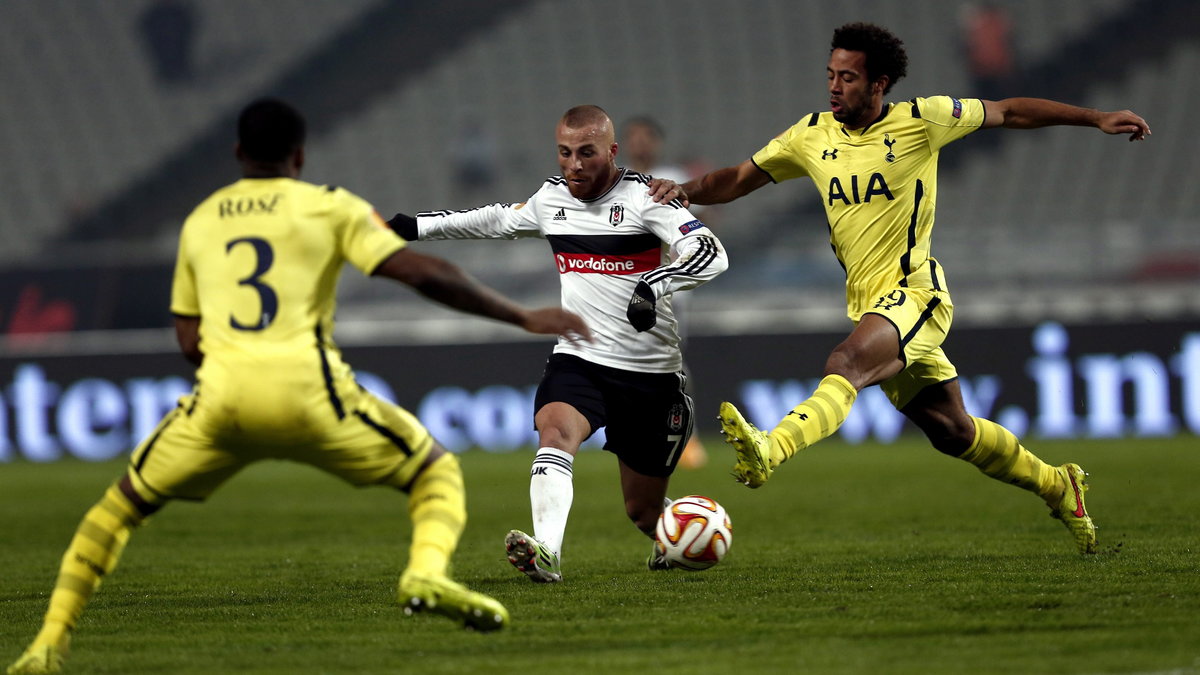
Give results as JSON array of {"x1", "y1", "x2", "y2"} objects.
[{"x1": 2, "y1": 436, "x2": 1198, "y2": 674}]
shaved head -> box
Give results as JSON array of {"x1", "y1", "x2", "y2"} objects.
[
  {"x1": 556, "y1": 105, "x2": 619, "y2": 200},
  {"x1": 560, "y1": 105, "x2": 615, "y2": 144}
]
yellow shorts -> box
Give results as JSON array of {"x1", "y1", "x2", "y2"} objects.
[
  {"x1": 860, "y1": 286, "x2": 958, "y2": 410},
  {"x1": 126, "y1": 368, "x2": 434, "y2": 502}
]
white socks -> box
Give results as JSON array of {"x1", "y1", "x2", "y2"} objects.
[{"x1": 529, "y1": 447, "x2": 575, "y2": 556}]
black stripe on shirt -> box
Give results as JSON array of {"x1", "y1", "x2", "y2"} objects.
[
  {"x1": 898, "y1": 179, "x2": 924, "y2": 287},
  {"x1": 642, "y1": 236, "x2": 718, "y2": 286},
  {"x1": 416, "y1": 202, "x2": 515, "y2": 218},
  {"x1": 622, "y1": 171, "x2": 684, "y2": 208},
  {"x1": 547, "y1": 233, "x2": 662, "y2": 256},
  {"x1": 624, "y1": 171, "x2": 652, "y2": 185}
]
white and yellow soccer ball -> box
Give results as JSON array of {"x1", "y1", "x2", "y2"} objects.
[{"x1": 654, "y1": 495, "x2": 732, "y2": 570}]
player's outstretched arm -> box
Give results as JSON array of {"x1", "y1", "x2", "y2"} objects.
[
  {"x1": 648, "y1": 159, "x2": 772, "y2": 206},
  {"x1": 982, "y1": 98, "x2": 1150, "y2": 141},
  {"x1": 373, "y1": 248, "x2": 591, "y2": 341}
]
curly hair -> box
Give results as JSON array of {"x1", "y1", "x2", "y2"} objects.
[{"x1": 831, "y1": 23, "x2": 908, "y2": 95}]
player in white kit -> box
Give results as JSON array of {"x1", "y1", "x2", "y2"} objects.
[{"x1": 389, "y1": 105, "x2": 728, "y2": 581}]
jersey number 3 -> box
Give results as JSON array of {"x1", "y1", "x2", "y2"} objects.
[{"x1": 226, "y1": 237, "x2": 278, "y2": 331}]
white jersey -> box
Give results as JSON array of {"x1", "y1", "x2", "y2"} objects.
[{"x1": 416, "y1": 169, "x2": 727, "y2": 373}]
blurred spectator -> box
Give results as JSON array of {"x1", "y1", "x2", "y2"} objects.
[
  {"x1": 138, "y1": 0, "x2": 199, "y2": 85},
  {"x1": 450, "y1": 117, "x2": 499, "y2": 202},
  {"x1": 621, "y1": 116, "x2": 687, "y2": 184},
  {"x1": 960, "y1": 2, "x2": 1015, "y2": 101},
  {"x1": 621, "y1": 115, "x2": 709, "y2": 470},
  {"x1": 621, "y1": 116, "x2": 717, "y2": 221}
]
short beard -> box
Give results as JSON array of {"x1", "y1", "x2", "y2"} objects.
[{"x1": 833, "y1": 102, "x2": 871, "y2": 127}]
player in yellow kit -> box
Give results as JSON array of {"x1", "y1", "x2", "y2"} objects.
[
  {"x1": 650, "y1": 23, "x2": 1150, "y2": 555},
  {"x1": 7, "y1": 99, "x2": 590, "y2": 674}
]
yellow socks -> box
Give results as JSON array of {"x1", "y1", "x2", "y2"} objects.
[
  {"x1": 36, "y1": 482, "x2": 145, "y2": 648},
  {"x1": 405, "y1": 453, "x2": 467, "y2": 578},
  {"x1": 959, "y1": 417, "x2": 1059, "y2": 502},
  {"x1": 769, "y1": 374, "x2": 857, "y2": 467}
]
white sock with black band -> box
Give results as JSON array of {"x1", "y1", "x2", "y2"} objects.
[{"x1": 529, "y1": 447, "x2": 574, "y2": 557}]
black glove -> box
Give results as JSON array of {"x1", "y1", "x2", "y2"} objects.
[
  {"x1": 387, "y1": 212, "x2": 418, "y2": 241},
  {"x1": 626, "y1": 280, "x2": 656, "y2": 332}
]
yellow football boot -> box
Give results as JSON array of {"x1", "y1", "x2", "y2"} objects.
[
  {"x1": 718, "y1": 401, "x2": 773, "y2": 488},
  {"x1": 1051, "y1": 463, "x2": 1097, "y2": 554},
  {"x1": 7, "y1": 645, "x2": 65, "y2": 675},
  {"x1": 398, "y1": 572, "x2": 509, "y2": 632}
]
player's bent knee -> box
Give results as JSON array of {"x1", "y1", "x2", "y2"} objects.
[
  {"x1": 407, "y1": 449, "x2": 462, "y2": 488},
  {"x1": 118, "y1": 473, "x2": 164, "y2": 519},
  {"x1": 924, "y1": 422, "x2": 975, "y2": 457},
  {"x1": 430, "y1": 450, "x2": 461, "y2": 475}
]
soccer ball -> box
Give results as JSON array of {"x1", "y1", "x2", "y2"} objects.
[{"x1": 654, "y1": 495, "x2": 732, "y2": 570}]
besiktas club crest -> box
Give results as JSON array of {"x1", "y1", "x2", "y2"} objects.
[
  {"x1": 668, "y1": 403, "x2": 685, "y2": 432},
  {"x1": 609, "y1": 204, "x2": 624, "y2": 226}
]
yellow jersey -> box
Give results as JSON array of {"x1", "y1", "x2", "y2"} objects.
[
  {"x1": 170, "y1": 177, "x2": 403, "y2": 392},
  {"x1": 752, "y1": 96, "x2": 985, "y2": 319}
]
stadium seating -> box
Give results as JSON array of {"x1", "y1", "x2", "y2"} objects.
[
  {"x1": 1, "y1": 0, "x2": 1194, "y2": 334},
  {"x1": 0, "y1": 0, "x2": 379, "y2": 262}
]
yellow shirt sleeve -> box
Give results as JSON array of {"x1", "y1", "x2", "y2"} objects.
[
  {"x1": 751, "y1": 117, "x2": 813, "y2": 183},
  {"x1": 917, "y1": 96, "x2": 985, "y2": 151},
  {"x1": 169, "y1": 221, "x2": 200, "y2": 316},
  {"x1": 336, "y1": 190, "x2": 407, "y2": 276}
]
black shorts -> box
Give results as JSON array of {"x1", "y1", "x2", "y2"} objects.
[{"x1": 534, "y1": 353, "x2": 693, "y2": 478}]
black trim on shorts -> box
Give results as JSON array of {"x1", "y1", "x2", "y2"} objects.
[
  {"x1": 867, "y1": 311, "x2": 906, "y2": 367},
  {"x1": 126, "y1": 411, "x2": 196, "y2": 504},
  {"x1": 118, "y1": 474, "x2": 163, "y2": 516},
  {"x1": 133, "y1": 406, "x2": 178, "y2": 473},
  {"x1": 903, "y1": 375, "x2": 963, "y2": 415},
  {"x1": 355, "y1": 411, "x2": 413, "y2": 456},
  {"x1": 315, "y1": 325, "x2": 345, "y2": 420},
  {"x1": 128, "y1": 470, "x2": 177, "y2": 502},
  {"x1": 900, "y1": 296, "x2": 942, "y2": 348}
]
